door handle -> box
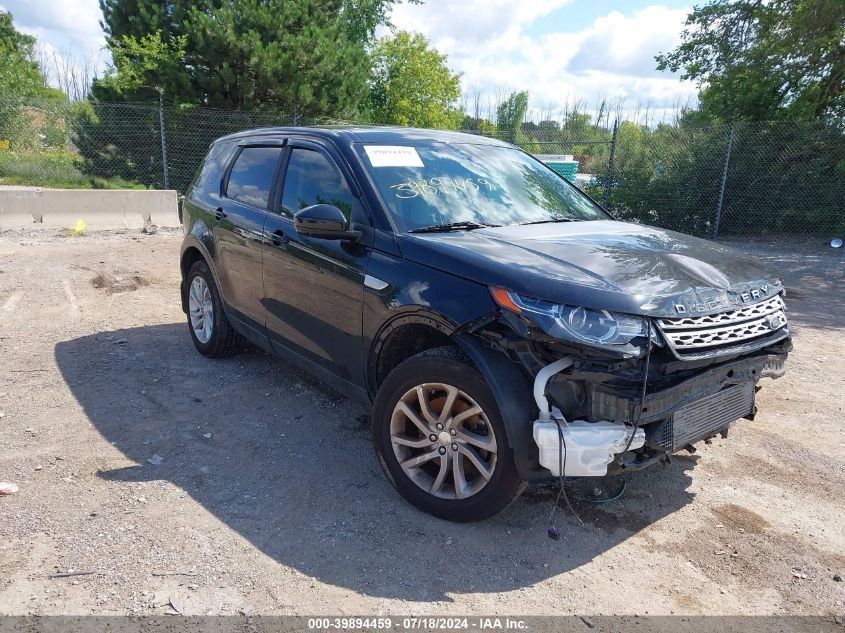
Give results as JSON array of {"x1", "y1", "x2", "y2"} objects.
[
  {"x1": 267, "y1": 228, "x2": 289, "y2": 246},
  {"x1": 214, "y1": 207, "x2": 227, "y2": 220}
]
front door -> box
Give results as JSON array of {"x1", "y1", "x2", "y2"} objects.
[
  {"x1": 262, "y1": 142, "x2": 371, "y2": 386},
  {"x1": 214, "y1": 143, "x2": 284, "y2": 328}
]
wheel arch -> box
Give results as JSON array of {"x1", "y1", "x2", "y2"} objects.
[
  {"x1": 367, "y1": 311, "x2": 545, "y2": 482},
  {"x1": 367, "y1": 309, "x2": 456, "y2": 398},
  {"x1": 179, "y1": 235, "x2": 221, "y2": 313}
]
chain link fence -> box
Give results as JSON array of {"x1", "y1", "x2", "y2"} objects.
[
  {"x1": 1, "y1": 97, "x2": 843, "y2": 240},
  {"x1": 604, "y1": 120, "x2": 845, "y2": 239}
]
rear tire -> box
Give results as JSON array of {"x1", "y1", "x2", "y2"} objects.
[
  {"x1": 186, "y1": 260, "x2": 245, "y2": 358},
  {"x1": 372, "y1": 347, "x2": 524, "y2": 522}
]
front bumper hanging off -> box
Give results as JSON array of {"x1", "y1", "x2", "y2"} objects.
[{"x1": 530, "y1": 351, "x2": 788, "y2": 477}]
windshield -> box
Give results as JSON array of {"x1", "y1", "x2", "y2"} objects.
[{"x1": 355, "y1": 142, "x2": 609, "y2": 232}]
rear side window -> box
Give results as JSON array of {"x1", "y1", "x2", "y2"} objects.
[
  {"x1": 281, "y1": 148, "x2": 359, "y2": 220},
  {"x1": 188, "y1": 140, "x2": 235, "y2": 199},
  {"x1": 225, "y1": 146, "x2": 283, "y2": 209}
]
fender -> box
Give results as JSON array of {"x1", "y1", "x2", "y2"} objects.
[
  {"x1": 371, "y1": 306, "x2": 457, "y2": 347},
  {"x1": 453, "y1": 332, "x2": 548, "y2": 482},
  {"x1": 365, "y1": 306, "x2": 458, "y2": 396},
  {"x1": 179, "y1": 227, "x2": 223, "y2": 313},
  {"x1": 363, "y1": 249, "x2": 498, "y2": 397}
]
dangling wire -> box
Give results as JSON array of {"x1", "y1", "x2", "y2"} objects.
[
  {"x1": 547, "y1": 322, "x2": 654, "y2": 538},
  {"x1": 548, "y1": 415, "x2": 583, "y2": 539},
  {"x1": 571, "y1": 479, "x2": 627, "y2": 504}
]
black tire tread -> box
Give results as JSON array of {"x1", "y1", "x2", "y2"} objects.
[
  {"x1": 411, "y1": 345, "x2": 470, "y2": 364},
  {"x1": 187, "y1": 260, "x2": 246, "y2": 358}
]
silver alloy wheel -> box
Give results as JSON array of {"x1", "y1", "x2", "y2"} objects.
[
  {"x1": 390, "y1": 383, "x2": 498, "y2": 500},
  {"x1": 188, "y1": 276, "x2": 214, "y2": 344}
]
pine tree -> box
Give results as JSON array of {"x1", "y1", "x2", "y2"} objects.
[{"x1": 95, "y1": 0, "x2": 405, "y2": 118}]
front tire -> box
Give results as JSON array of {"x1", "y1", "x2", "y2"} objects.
[
  {"x1": 372, "y1": 348, "x2": 524, "y2": 522},
  {"x1": 186, "y1": 260, "x2": 245, "y2": 358}
]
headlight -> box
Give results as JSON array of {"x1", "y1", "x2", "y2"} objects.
[{"x1": 491, "y1": 288, "x2": 658, "y2": 355}]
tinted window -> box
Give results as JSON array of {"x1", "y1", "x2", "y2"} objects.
[
  {"x1": 225, "y1": 146, "x2": 282, "y2": 208},
  {"x1": 189, "y1": 141, "x2": 236, "y2": 198},
  {"x1": 355, "y1": 143, "x2": 609, "y2": 231},
  {"x1": 281, "y1": 149, "x2": 359, "y2": 220}
]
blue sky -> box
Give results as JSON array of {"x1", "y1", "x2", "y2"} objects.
[
  {"x1": 523, "y1": 0, "x2": 695, "y2": 33},
  {"x1": 0, "y1": 0, "x2": 699, "y2": 120}
]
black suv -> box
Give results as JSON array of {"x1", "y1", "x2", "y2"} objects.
[{"x1": 179, "y1": 127, "x2": 791, "y2": 522}]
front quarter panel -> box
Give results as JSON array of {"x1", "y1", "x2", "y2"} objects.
[
  {"x1": 363, "y1": 250, "x2": 496, "y2": 379},
  {"x1": 362, "y1": 250, "x2": 545, "y2": 482}
]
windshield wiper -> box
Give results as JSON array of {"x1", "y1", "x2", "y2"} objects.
[
  {"x1": 408, "y1": 221, "x2": 501, "y2": 233},
  {"x1": 520, "y1": 218, "x2": 579, "y2": 225}
]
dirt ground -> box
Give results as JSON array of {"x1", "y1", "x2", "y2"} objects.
[{"x1": 0, "y1": 228, "x2": 843, "y2": 617}]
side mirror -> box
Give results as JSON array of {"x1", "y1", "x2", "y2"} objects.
[{"x1": 294, "y1": 204, "x2": 360, "y2": 241}]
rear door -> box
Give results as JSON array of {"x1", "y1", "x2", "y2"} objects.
[
  {"x1": 215, "y1": 142, "x2": 285, "y2": 329},
  {"x1": 262, "y1": 139, "x2": 372, "y2": 387}
]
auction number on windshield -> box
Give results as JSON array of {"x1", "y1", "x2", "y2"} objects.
[{"x1": 390, "y1": 177, "x2": 496, "y2": 199}]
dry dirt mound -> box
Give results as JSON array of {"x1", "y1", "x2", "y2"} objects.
[{"x1": 91, "y1": 270, "x2": 151, "y2": 293}]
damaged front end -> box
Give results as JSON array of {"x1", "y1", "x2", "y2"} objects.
[{"x1": 472, "y1": 287, "x2": 791, "y2": 478}]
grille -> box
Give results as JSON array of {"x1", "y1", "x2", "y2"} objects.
[
  {"x1": 656, "y1": 295, "x2": 788, "y2": 359},
  {"x1": 659, "y1": 383, "x2": 755, "y2": 452}
]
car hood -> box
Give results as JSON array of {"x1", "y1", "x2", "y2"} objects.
[{"x1": 397, "y1": 220, "x2": 783, "y2": 318}]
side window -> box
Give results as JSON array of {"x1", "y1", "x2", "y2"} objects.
[
  {"x1": 188, "y1": 141, "x2": 234, "y2": 200},
  {"x1": 281, "y1": 148, "x2": 359, "y2": 220},
  {"x1": 225, "y1": 146, "x2": 282, "y2": 209}
]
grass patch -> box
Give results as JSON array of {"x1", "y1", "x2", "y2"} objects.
[{"x1": 0, "y1": 150, "x2": 146, "y2": 190}]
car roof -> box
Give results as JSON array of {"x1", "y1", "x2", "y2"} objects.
[{"x1": 214, "y1": 125, "x2": 512, "y2": 148}]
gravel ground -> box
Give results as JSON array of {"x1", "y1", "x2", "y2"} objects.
[{"x1": 0, "y1": 229, "x2": 843, "y2": 617}]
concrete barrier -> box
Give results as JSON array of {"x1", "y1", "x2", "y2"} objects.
[{"x1": 0, "y1": 188, "x2": 180, "y2": 230}]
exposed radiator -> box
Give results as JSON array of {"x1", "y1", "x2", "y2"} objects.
[{"x1": 658, "y1": 382, "x2": 755, "y2": 452}]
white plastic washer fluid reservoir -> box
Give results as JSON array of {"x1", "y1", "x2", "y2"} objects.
[{"x1": 533, "y1": 420, "x2": 645, "y2": 477}]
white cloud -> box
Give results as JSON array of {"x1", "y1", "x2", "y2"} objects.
[
  {"x1": 386, "y1": 2, "x2": 699, "y2": 122},
  {"x1": 385, "y1": 0, "x2": 573, "y2": 56},
  {"x1": 568, "y1": 6, "x2": 691, "y2": 78},
  {"x1": 0, "y1": 0, "x2": 109, "y2": 84},
  {"x1": 1, "y1": 0, "x2": 698, "y2": 120},
  {"x1": 382, "y1": 0, "x2": 575, "y2": 83}
]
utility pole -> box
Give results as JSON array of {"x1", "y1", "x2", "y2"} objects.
[
  {"x1": 604, "y1": 120, "x2": 618, "y2": 210},
  {"x1": 712, "y1": 122, "x2": 735, "y2": 240},
  {"x1": 158, "y1": 88, "x2": 170, "y2": 190}
]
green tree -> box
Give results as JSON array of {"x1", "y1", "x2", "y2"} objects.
[
  {"x1": 96, "y1": 31, "x2": 188, "y2": 96},
  {"x1": 656, "y1": 0, "x2": 845, "y2": 123},
  {"x1": 496, "y1": 91, "x2": 528, "y2": 133},
  {"x1": 81, "y1": 0, "x2": 408, "y2": 189},
  {"x1": 0, "y1": 10, "x2": 50, "y2": 98},
  {"x1": 607, "y1": 121, "x2": 732, "y2": 236},
  {"x1": 367, "y1": 31, "x2": 463, "y2": 128},
  {"x1": 96, "y1": 0, "x2": 407, "y2": 118},
  {"x1": 0, "y1": 11, "x2": 67, "y2": 151}
]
